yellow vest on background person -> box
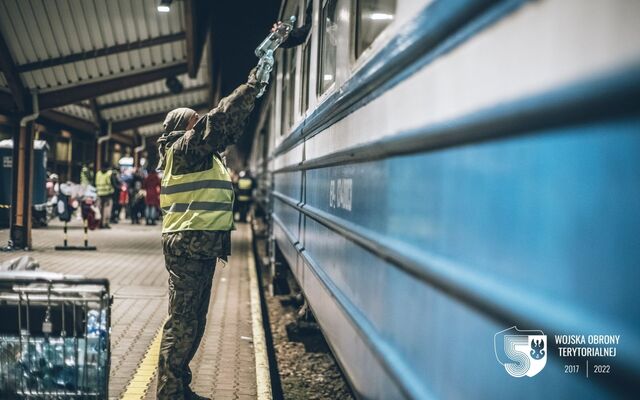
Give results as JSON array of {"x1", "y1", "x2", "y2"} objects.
[
  {"x1": 237, "y1": 177, "x2": 252, "y2": 202},
  {"x1": 95, "y1": 170, "x2": 114, "y2": 197},
  {"x1": 160, "y1": 148, "x2": 234, "y2": 233}
]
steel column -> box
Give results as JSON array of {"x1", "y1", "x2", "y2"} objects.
[{"x1": 10, "y1": 121, "x2": 34, "y2": 249}]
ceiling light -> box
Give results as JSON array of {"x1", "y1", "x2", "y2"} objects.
[
  {"x1": 157, "y1": 0, "x2": 171, "y2": 12},
  {"x1": 165, "y1": 76, "x2": 183, "y2": 94},
  {"x1": 370, "y1": 13, "x2": 394, "y2": 21}
]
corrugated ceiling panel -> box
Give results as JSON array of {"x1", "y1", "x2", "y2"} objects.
[
  {"x1": 21, "y1": 43, "x2": 187, "y2": 90},
  {"x1": 101, "y1": 89, "x2": 210, "y2": 121},
  {"x1": 55, "y1": 104, "x2": 95, "y2": 121},
  {"x1": 137, "y1": 123, "x2": 164, "y2": 137},
  {"x1": 0, "y1": 0, "x2": 186, "y2": 91},
  {"x1": 96, "y1": 63, "x2": 208, "y2": 106}
]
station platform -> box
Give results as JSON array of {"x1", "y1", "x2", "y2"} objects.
[{"x1": 0, "y1": 220, "x2": 267, "y2": 400}]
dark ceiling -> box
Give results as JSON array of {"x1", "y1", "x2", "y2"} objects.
[{"x1": 211, "y1": 0, "x2": 281, "y2": 159}]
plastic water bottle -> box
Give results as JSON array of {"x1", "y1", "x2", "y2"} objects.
[{"x1": 87, "y1": 310, "x2": 100, "y2": 337}]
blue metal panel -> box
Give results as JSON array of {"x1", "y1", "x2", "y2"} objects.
[
  {"x1": 273, "y1": 197, "x2": 300, "y2": 242},
  {"x1": 274, "y1": 170, "x2": 302, "y2": 202},
  {"x1": 300, "y1": 117, "x2": 640, "y2": 398}
]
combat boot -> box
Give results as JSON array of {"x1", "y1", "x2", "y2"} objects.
[{"x1": 185, "y1": 388, "x2": 211, "y2": 400}]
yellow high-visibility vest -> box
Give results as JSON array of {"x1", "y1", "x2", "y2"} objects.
[
  {"x1": 95, "y1": 170, "x2": 114, "y2": 197},
  {"x1": 160, "y1": 148, "x2": 234, "y2": 233},
  {"x1": 237, "y1": 178, "x2": 252, "y2": 202}
]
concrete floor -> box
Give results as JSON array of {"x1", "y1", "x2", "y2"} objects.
[{"x1": 0, "y1": 218, "x2": 259, "y2": 399}]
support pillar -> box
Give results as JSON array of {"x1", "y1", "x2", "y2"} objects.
[
  {"x1": 95, "y1": 139, "x2": 102, "y2": 172},
  {"x1": 10, "y1": 121, "x2": 34, "y2": 249}
]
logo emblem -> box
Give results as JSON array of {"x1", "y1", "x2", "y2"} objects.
[{"x1": 495, "y1": 326, "x2": 547, "y2": 377}]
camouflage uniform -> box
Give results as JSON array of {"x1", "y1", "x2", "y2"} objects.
[{"x1": 156, "y1": 71, "x2": 261, "y2": 400}]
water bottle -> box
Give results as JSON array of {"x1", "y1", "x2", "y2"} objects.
[{"x1": 87, "y1": 310, "x2": 100, "y2": 337}]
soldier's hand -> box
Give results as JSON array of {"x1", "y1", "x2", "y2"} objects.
[
  {"x1": 271, "y1": 21, "x2": 283, "y2": 32},
  {"x1": 248, "y1": 67, "x2": 259, "y2": 85}
]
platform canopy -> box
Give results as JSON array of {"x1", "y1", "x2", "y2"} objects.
[{"x1": 0, "y1": 0, "x2": 216, "y2": 139}]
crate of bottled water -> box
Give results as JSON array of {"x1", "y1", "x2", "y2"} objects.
[{"x1": 0, "y1": 272, "x2": 111, "y2": 399}]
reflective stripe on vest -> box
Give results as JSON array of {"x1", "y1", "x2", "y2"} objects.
[
  {"x1": 160, "y1": 149, "x2": 234, "y2": 233},
  {"x1": 95, "y1": 170, "x2": 114, "y2": 197},
  {"x1": 238, "y1": 178, "x2": 252, "y2": 190},
  {"x1": 237, "y1": 178, "x2": 252, "y2": 202}
]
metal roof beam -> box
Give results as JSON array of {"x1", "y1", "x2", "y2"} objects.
[
  {"x1": 99, "y1": 84, "x2": 209, "y2": 110},
  {"x1": 38, "y1": 111, "x2": 133, "y2": 147},
  {"x1": 0, "y1": 91, "x2": 17, "y2": 114},
  {"x1": 112, "y1": 102, "x2": 208, "y2": 132},
  {"x1": 111, "y1": 132, "x2": 135, "y2": 147},
  {"x1": 38, "y1": 110, "x2": 97, "y2": 135},
  {"x1": 39, "y1": 63, "x2": 189, "y2": 110},
  {"x1": 185, "y1": 0, "x2": 212, "y2": 78},
  {"x1": 0, "y1": 30, "x2": 28, "y2": 112},
  {"x1": 89, "y1": 98, "x2": 102, "y2": 126},
  {"x1": 16, "y1": 32, "x2": 187, "y2": 73}
]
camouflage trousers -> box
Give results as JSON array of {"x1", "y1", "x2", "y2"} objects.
[{"x1": 157, "y1": 255, "x2": 216, "y2": 399}]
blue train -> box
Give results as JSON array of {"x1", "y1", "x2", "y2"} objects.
[{"x1": 248, "y1": 0, "x2": 640, "y2": 398}]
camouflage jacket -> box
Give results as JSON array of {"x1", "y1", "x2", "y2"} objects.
[{"x1": 160, "y1": 74, "x2": 261, "y2": 259}]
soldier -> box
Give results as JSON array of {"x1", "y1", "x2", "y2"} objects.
[{"x1": 156, "y1": 68, "x2": 265, "y2": 400}]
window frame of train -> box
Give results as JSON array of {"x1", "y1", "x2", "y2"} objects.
[
  {"x1": 281, "y1": 7, "x2": 299, "y2": 135},
  {"x1": 354, "y1": 0, "x2": 396, "y2": 59},
  {"x1": 300, "y1": 0, "x2": 313, "y2": 114},
  {"x1": 317, "y1": 0, "x2": 338, "y2": 95}
]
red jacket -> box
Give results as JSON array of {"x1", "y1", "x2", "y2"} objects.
[{"x1": 143, "y1": 172, "x2": 161, "y2": 207}]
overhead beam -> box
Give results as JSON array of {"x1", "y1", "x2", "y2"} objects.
[
  {"x1": 100, "y1": 84, "x2": 209, "y2": 110},
  {"x1": 0, "y1": 91, "x2": 17, "y2": 114},
  {"x1": 111, "y1": 132, "x2": 135, "y2": 147},
  {"x1": 38, "y1": 110, "x2": 97, "y2": 134},
  {"x1": 185, "y1": 0, "x2": 212, "y2": 78},
  {"x1": 112, "y1": 102, "x2": 208, "y2": 132},
  {"x1": 39, "y1": 63, "x2": 188, "y2": 110},
  {"x1": 0, "y1": 30, "x2": 28, "y2": 111},
  {"x1": 16, "y1": 32, "x2": 186, "y2": 73},
  {"x1": 89, "y1": 98, "x2": 102, "y2": 126}
]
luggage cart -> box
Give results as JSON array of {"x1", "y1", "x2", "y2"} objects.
[{"x1": 0, "y1": 272, "x2": 111, "y2": 399}]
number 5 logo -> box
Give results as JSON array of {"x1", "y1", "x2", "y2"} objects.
[{"x1": 495, "y1": 326, "x2": 547, "y2": 377}]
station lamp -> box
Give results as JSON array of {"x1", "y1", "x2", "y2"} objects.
[
  {"x1": 165, "y1": 76, "x2": 184, "y2": 94},
  {"x1": 157, "y1": 0, "x2": 172, "y2": 13}
]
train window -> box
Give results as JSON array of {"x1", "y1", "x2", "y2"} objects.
[
  {"x1": 301, "y1": 38, "x2": 312, "y2": 113},
  {"x1": 355, "y1": 0, "x2": 396, "y2": 58},
  {"x1": 280, "y1": 49, "x2": 290, "y2": 135},
  {"x1": 318, "y1": 0, "x2": 338, "y2": 94},
  {"x1": 287, "y1": 44, "x2": 297, "y2": 128},
  {"x1": 300, "y1": 0, "x2": 312, "y2": 113}
]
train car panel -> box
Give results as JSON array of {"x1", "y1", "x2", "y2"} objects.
[
  {"x1": 304, "y1": 0, "x2": 640, "y2": 163},
  {"x1": 248, "y1": 0, "x2": 640, "y2": 398}
]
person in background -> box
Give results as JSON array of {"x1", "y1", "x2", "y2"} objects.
[
  {"x1": 235, "y1": 170, "x2": 255, "y2": 222},
  {"x1": 143, "y1": 168, "x2": 161, "y2": 225},
  {"x1": 95, "y1": 163, "x2": 114, "y2": 229},
  {"x1": 127, "y1": 168, "x2": 141, "y2": 223},
  {"x1": 110, "y1": 166, "x2": 122, "y2": 224},
  {"x1": 80, "y1": 163, "x2": 94, "y2": 187}
]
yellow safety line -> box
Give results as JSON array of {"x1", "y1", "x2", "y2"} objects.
[
  {"x1": 120, "y1": 320, "x2": 166, "y2": 400},
  {"x1": 248, "y1": 227, "x2": 273, "y2": 400}
]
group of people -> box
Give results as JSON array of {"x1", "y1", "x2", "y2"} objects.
[{"x1": 89, "y1": 163, "x2": 161, "y2": 229}]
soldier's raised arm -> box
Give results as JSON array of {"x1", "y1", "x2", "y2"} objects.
[{"x1": 177, "y1": 69, "x2": 263, "y2": 156}]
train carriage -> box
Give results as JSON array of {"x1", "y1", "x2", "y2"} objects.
[{"x1": 249, "y1": 0, "x2": 640, "y2": 398}]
